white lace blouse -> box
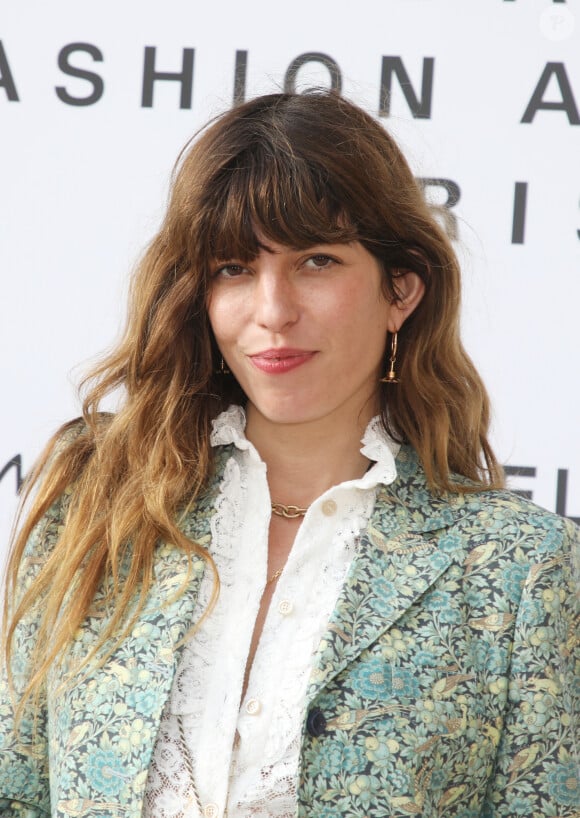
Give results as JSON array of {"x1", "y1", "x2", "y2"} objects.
[{"x1": 143, "y1": 405, "x2": 399, "y2": 818}]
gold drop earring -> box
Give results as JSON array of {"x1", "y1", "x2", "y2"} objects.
[
  {"x1": 380, "y1": 332, "x2": 399, "y2": 384},
  {"x1": 215, "y1": 357, "x2": 230, "y2": 375}
]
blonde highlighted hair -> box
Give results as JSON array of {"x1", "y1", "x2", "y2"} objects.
[{"x1": 3, "y1": 91, "x2": 503, "y2": 705}]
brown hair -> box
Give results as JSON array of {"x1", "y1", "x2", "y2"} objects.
[{"x1": 3, "y1": 91, "x2": 502, "y2": 707}]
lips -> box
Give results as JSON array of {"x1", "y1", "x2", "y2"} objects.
[{"x1": 249, "y1": 348, "x2": 316, "y2": 374}]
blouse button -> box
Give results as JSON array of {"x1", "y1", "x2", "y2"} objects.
[
  {"x1": 203, "y1": 804, "x2": 220, "y2": 818},
  {"x1": 246, "y1": 698, "x2": 262, "y2": 715},
  {"x1": 278, "y1": 599, "x2": 294, "y2": 616},
  {"x1": 321, "y1": 499, "x2": 337, "y2": 516}
]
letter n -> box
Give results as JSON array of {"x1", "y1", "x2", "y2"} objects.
[{"x1": 379, "y1": 56, "x2": 434, "y2": 119}]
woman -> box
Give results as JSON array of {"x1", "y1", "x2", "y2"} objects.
[{"x1": 1, "y1": 92, "x2": 578, "y2": 818}]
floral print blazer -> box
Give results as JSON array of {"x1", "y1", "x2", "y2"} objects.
[{"x1": 0, "y1": 444, "x2": 579, "y2": 817}]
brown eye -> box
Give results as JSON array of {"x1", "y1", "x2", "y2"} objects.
[
  {"x1": 305, "y1": 255, "x2": 335, "y2": 269},
  {"x1": 214, "y1": 264, "x2": 247, "y2": 278}
]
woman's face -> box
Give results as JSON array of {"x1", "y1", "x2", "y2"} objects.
[{"x1": 207, "y1": 238, "x2": 420, "y2": 433}]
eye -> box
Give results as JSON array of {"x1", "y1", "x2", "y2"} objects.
[
  {"x1": 304, "y1": 254, "x2": 337, "y2": 270},
  {"x1": 213, "y1": 263, "x2": 248, "y2": 279}
]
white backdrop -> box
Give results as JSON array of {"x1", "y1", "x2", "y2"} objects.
[{"x1": 2, "y1": 0, "x2": 579, "y2": 563}]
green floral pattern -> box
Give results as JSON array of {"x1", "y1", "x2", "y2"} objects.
[{"x1": 0, "y1": 444, "x2": 578, "y2": 817}]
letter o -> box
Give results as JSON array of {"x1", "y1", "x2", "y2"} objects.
[{"x1": 283, "y1": 52, "x2": 342, "y2": 94}]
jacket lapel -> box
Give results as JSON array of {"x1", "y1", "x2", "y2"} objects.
[{"x1": 306, "y1": 445, "x2": 469, "y2": 702}]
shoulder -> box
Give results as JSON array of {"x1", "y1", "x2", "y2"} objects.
[
  {"x1": 17, "y1": 414, "x2": 111, "y2": 564},
  {"x1": 52, "y1": 412, "x2": 113, "y2": 455},
  {"x1": 459, "y1": 487, "x2": 579, "y2": 569},
  {"x1": 462, "y1": 484, "x2": 576, "y2": 536},
  {"x1": 384, "y1": 444, "x2": 579, "y2": 566}
]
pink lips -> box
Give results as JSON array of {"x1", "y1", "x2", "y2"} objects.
[{"x1": 249, "y1": 348, "x2": 316, "y2": 374}]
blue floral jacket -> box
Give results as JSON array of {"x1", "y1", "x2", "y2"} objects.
[{"x1": 1, "y1": 444, "x2": 579, "y2": 817}]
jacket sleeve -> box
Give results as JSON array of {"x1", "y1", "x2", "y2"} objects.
[
  {"x1": 482, "y1": 517, "x2": 580, "y2": 816},
  {"x1": 0, "y1": 491, "x2": 72, "y2": 817}
]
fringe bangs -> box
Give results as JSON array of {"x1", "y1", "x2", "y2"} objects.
[{"x1": 195, "y1": 143, "x2": 359, "y2": 269}]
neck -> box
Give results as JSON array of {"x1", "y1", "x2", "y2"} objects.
[{"x1": 245, "y1": 406, "x2": 375, "y2": 507}]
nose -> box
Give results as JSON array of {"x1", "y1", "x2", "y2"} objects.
[{"x1": 253, "y1": 270, "x2": 299, "y2": 333}]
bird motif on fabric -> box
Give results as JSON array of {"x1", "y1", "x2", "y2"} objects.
[
  {"x1": 468, "y1": 612, "x2": 515, "y2": 631},
  {"x1": 432, "y1": 674, "x2": 475, "y2": 700},
  {"x1": 508, "y1": 743, "x2": 541, "y2": 784}
]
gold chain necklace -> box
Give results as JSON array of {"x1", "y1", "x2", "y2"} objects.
[
  {"x1": 271, "y1": 502, "x2": 309, "y2": 519},
  {"x1": 267, "y1": 568, "x2": 283, "y2": 585},
  {"x1": 268, "y1": 501, "x2": 309, "y2": 584}
]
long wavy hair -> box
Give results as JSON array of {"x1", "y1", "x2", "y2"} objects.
[{"x1": 3, "y1": 91, "x2": 503, "y2": 706}]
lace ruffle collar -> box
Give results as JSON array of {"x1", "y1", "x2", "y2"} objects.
[{"x1": 210, "y1": 405, "x2": 399, "y2": 489}]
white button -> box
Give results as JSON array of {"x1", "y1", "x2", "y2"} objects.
[
  {"x1": 321, "y1": 499, "x2": 337, "y2": 516},
  {"x1": 203, "y1": 804, "x2": 220, "y2": 818},
  {"x1": 278, "y1": 599, "x2": 294, "y2": 616},
  {"x1": 246, "y1": 698, "x2": 261, "y2": 715}
]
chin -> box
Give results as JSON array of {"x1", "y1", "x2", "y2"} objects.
[
  {"x1": 248, "y1": 394, "x2": 327, "y2": 427},
  {"x1": 258, "y1": 407, "x2": 318, "y2": 426}
]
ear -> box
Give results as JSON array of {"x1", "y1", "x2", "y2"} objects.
[{"x1": 386, "y1": 271, "x2": 425, "y2": 333}]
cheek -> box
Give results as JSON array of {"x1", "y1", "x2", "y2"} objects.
[
  {"x1": 207, "y1": 294, "x2": 236, "y2": 344},
  {"x1": 319, "y1": 280, "x2": 375, "y2": 319},
  {"x1": 332, "y1": 286, "x2": 391, "y2": 336}
]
